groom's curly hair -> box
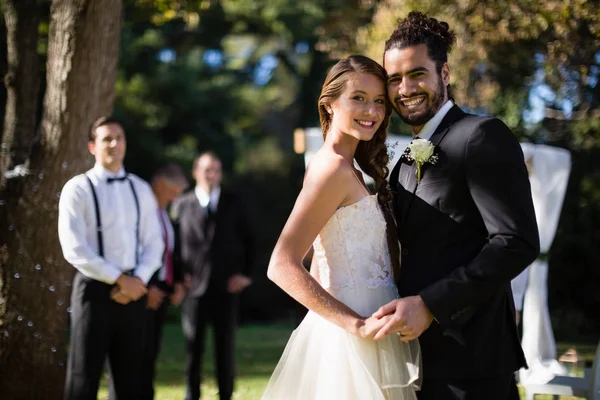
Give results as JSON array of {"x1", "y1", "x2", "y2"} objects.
[
  {"x1": 318, "y1": 55, "x2": 401, "y2": 283},
  {"x1": 384, "y1": 11, "x2": 457, "y2": 75}
]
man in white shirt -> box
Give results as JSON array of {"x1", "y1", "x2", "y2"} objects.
[
  {"x1": 58, "y1": 116, "x2": 164, "y2": 400},
  {"x1": 141, "y1": 163, "x2": 188, "y2": 400}
]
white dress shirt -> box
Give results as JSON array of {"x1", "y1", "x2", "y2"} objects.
[
  {"x1": 157, "y1": 208, "x2": 175, "y2": 281},
  {"x1": 413, "y1": 100, "x2": 454, "y2": 141},
  {"x1": 194, "y1": 186, "x2": 221, "y2": 212},
  {"x1": 58, "y1": 163, "x2": 164, "y2": 284}
]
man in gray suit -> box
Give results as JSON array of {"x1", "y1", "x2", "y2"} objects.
[{"x1": 174, "y1": 151, "x2": 255, "y2": 400}]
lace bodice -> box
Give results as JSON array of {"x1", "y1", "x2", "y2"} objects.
[{"x1": 313, "y1": 195, "x2": 396, "y2": 293}]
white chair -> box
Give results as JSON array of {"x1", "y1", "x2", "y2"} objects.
[{"x1": 524, "y1": 340, "x2": 600, "y2": 400}]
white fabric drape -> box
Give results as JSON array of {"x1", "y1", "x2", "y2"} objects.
[{"x1": 511, "y1": 143, "x2": 571, "y2": 385}]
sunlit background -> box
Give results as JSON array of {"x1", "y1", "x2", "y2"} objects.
[{"x1": 0, "y1": 1, "x2": 598, "y2": 398}]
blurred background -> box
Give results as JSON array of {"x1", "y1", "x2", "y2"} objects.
[{"x1": 0, "y1": 0, "x2": 598, "y2": 398}]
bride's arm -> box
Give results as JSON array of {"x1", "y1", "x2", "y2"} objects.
[
  {"x1": 308, "y1": 250, "x2": 320, "y2": 285},
  {"x1": 267, "y1": 156, "x2": 364, "y2": 335}
]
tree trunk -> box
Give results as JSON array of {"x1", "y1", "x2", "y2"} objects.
[
  {"x1": 0, "y1": 0, "x2": 41, "y2": 180},
  {"x1": 0, "y1": 0, "x2": 122, "y2": 398}
]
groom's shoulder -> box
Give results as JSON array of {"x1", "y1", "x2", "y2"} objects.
[
  {"x1": 455, "y1": 107, "x2": 511, "y2": 131},
  {"x1": 455, "y1": 108, "x2": 496, "y2": 129},
  {"x1": 451, "y1": 109, "x2": 516, "y2": 145},
  {"x1": 454, "y1": 111, "x2": 521, "y2": 157}
]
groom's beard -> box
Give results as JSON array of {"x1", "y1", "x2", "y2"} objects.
[{"x1": 393, "y1": 74, "x2": 446, "y2": 127}]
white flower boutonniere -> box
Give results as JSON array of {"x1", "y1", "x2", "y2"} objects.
[{"x1": 402, "y1": 138, "x2": 439, "y2": 183}]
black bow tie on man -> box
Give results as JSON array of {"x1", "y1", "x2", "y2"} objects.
[{"x1": 107, "y1": 176, "x2": 127, "y2": 184}]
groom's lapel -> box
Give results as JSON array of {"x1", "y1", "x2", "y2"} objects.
[
  {"x1": 398, "y1": 154, "x2": 417, "y2": 192},
  {"x1": 429, "y1": 104, "x2": 465, "y2": 149},
  {"x1": 397, "y1": 151, "x2": 418, "y2": 232},
  {"x1": 415, "y1": 105, "x2": 465, "y2": 183},
  {"x1": 398, "y1": 104, "x2": 465, "y2": 191},
  {"x1": 398, "y1": 105, "x2": 466, "y2": 227}
]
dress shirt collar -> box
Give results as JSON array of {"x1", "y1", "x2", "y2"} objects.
[
  {"x1": 414, "y1": 100, "x2": 454, "y2": 141},
  {"x1": 93, "y1": 163, "x2": 126, "y2": 182},
  {"x1": 194, "y1": 185, "x2": 221, "y2": 209}
]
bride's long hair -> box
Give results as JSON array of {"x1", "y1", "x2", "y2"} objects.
[{"x1": 318, "y1": 55, "x2": 401, "y2": 283}]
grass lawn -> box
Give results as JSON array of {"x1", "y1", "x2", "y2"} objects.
[
  {"x1": 98, "y1": 323, "x2": 293, "y2": 400},
  {"x1": 98, "y1": 322, "x2": 596, "y2": 400}
]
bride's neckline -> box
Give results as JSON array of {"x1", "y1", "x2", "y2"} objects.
[
  {"x1": 337, "y1": 194, "x2": 377, "y2": 210},
  {"x1": 337, "y1": 160, "x2": 376, "y2": 210},
  {"x1": 348, "y1": 163, "x2": 372, "y2": 197}
]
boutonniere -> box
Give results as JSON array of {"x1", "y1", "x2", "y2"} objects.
[{"x1": 401, "y1": 138, "x2": 439, "y2": 183}]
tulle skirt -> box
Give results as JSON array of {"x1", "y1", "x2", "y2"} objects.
[{"x1": 261, "y1": 285, "x2": 421, "y2": 400}]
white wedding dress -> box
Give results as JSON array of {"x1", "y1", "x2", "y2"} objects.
[{"x1": 262, "y1": 195, "x2": 420, "y2": 400}]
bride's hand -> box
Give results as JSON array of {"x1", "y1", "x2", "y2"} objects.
[{"x1": 358, "y1": 315, "x2": 392, "y2": 339}]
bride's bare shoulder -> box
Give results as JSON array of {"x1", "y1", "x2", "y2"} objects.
[{"x1": 304, "y1": 150, "x2": 352, "y2": 188}]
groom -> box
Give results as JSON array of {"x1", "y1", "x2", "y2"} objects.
[{"x1": 373, "y1": 12, "x2": 540, "y2": 399}]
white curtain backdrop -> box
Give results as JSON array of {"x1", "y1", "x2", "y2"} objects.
[{"x1": 512, "y1": 143, "x2": 572, "y2": 385}]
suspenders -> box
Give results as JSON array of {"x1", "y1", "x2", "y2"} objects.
[
  {"x1": 128, "y1": 178, "x2": 141, "y2": 266},
  {"x1": 84, "y1": 173, "x2": 141, "y2": 268},
  {"x1": 85, "y1": 174, "x2": 105, "y2": 257}
]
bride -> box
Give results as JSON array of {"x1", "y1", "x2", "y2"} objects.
[{"x1": 261, "y1": 55, "x2": 420, "y2": 400}]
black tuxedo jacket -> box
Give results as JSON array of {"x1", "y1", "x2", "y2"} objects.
[
  {"x1": 390, "y1": 105, "x2": 539, "y2": 379},
  {"x1": 174, "y1": 188, "x2": 255, "y2": 298}
]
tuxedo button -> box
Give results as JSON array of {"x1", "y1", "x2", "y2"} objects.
[{"x1": 402, "y1": 248, "x2": 408, "y2": 256}]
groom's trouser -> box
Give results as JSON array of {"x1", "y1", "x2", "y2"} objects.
[
  {"x1": 64, "y1": 272, "x2": 146, "y2": 400},
  {"x1": 182, "y1": 290, "x2": 237, "y2": 400},
  {"x1": 417, "y1": 373, "x2": 519, "y2": 400}
]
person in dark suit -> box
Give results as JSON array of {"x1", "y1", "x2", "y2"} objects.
[
  {"x1": 370, "y1": 12, "x2": 540, "y2": 399},
  {"x1": 174, "y1": 151, "x2": 255, "y2": 400},
  {"x1": 141, "y1": 163, "x2": 189, "y2": 400}
]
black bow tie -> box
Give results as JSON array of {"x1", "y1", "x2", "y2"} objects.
[{"x1": 107, "y1": 176, "x2": 127, "y2": 184}]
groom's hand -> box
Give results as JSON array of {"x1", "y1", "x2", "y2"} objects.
[
  {"x1": 372, "y1": 296, "x2": 434, "y2": 342},
  {"x1": 359, "y1": 315, "x2": 392, "y2": 339}
]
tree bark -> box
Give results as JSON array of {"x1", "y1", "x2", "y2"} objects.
[
  {"x1": 0, "y1": 0, "x2": 41, "y2": 180},
  {"x1": 0, "y1": 0, "x2": 122, "y2": 398}
]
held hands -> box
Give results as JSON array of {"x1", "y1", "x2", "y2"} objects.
[
  {"x1": 111, "y1": 274, "x2": 148, "y2": 304},
  {"x1": 227, "y1": 274, "x2": 252, "y2": 294},
  {"x1": 370, "y1": 296, "x2": 434, "y2": 342},
  {"x1": 110, "y1": 288, "x2": 132, "y2": 305},
  {"x1": 358, "y1": 315, "x2": 393, "y2": 339}
]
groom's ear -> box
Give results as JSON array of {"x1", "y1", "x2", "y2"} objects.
[{"x1": 441, "y1": 63, "x2": 450, "y2": 87}]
